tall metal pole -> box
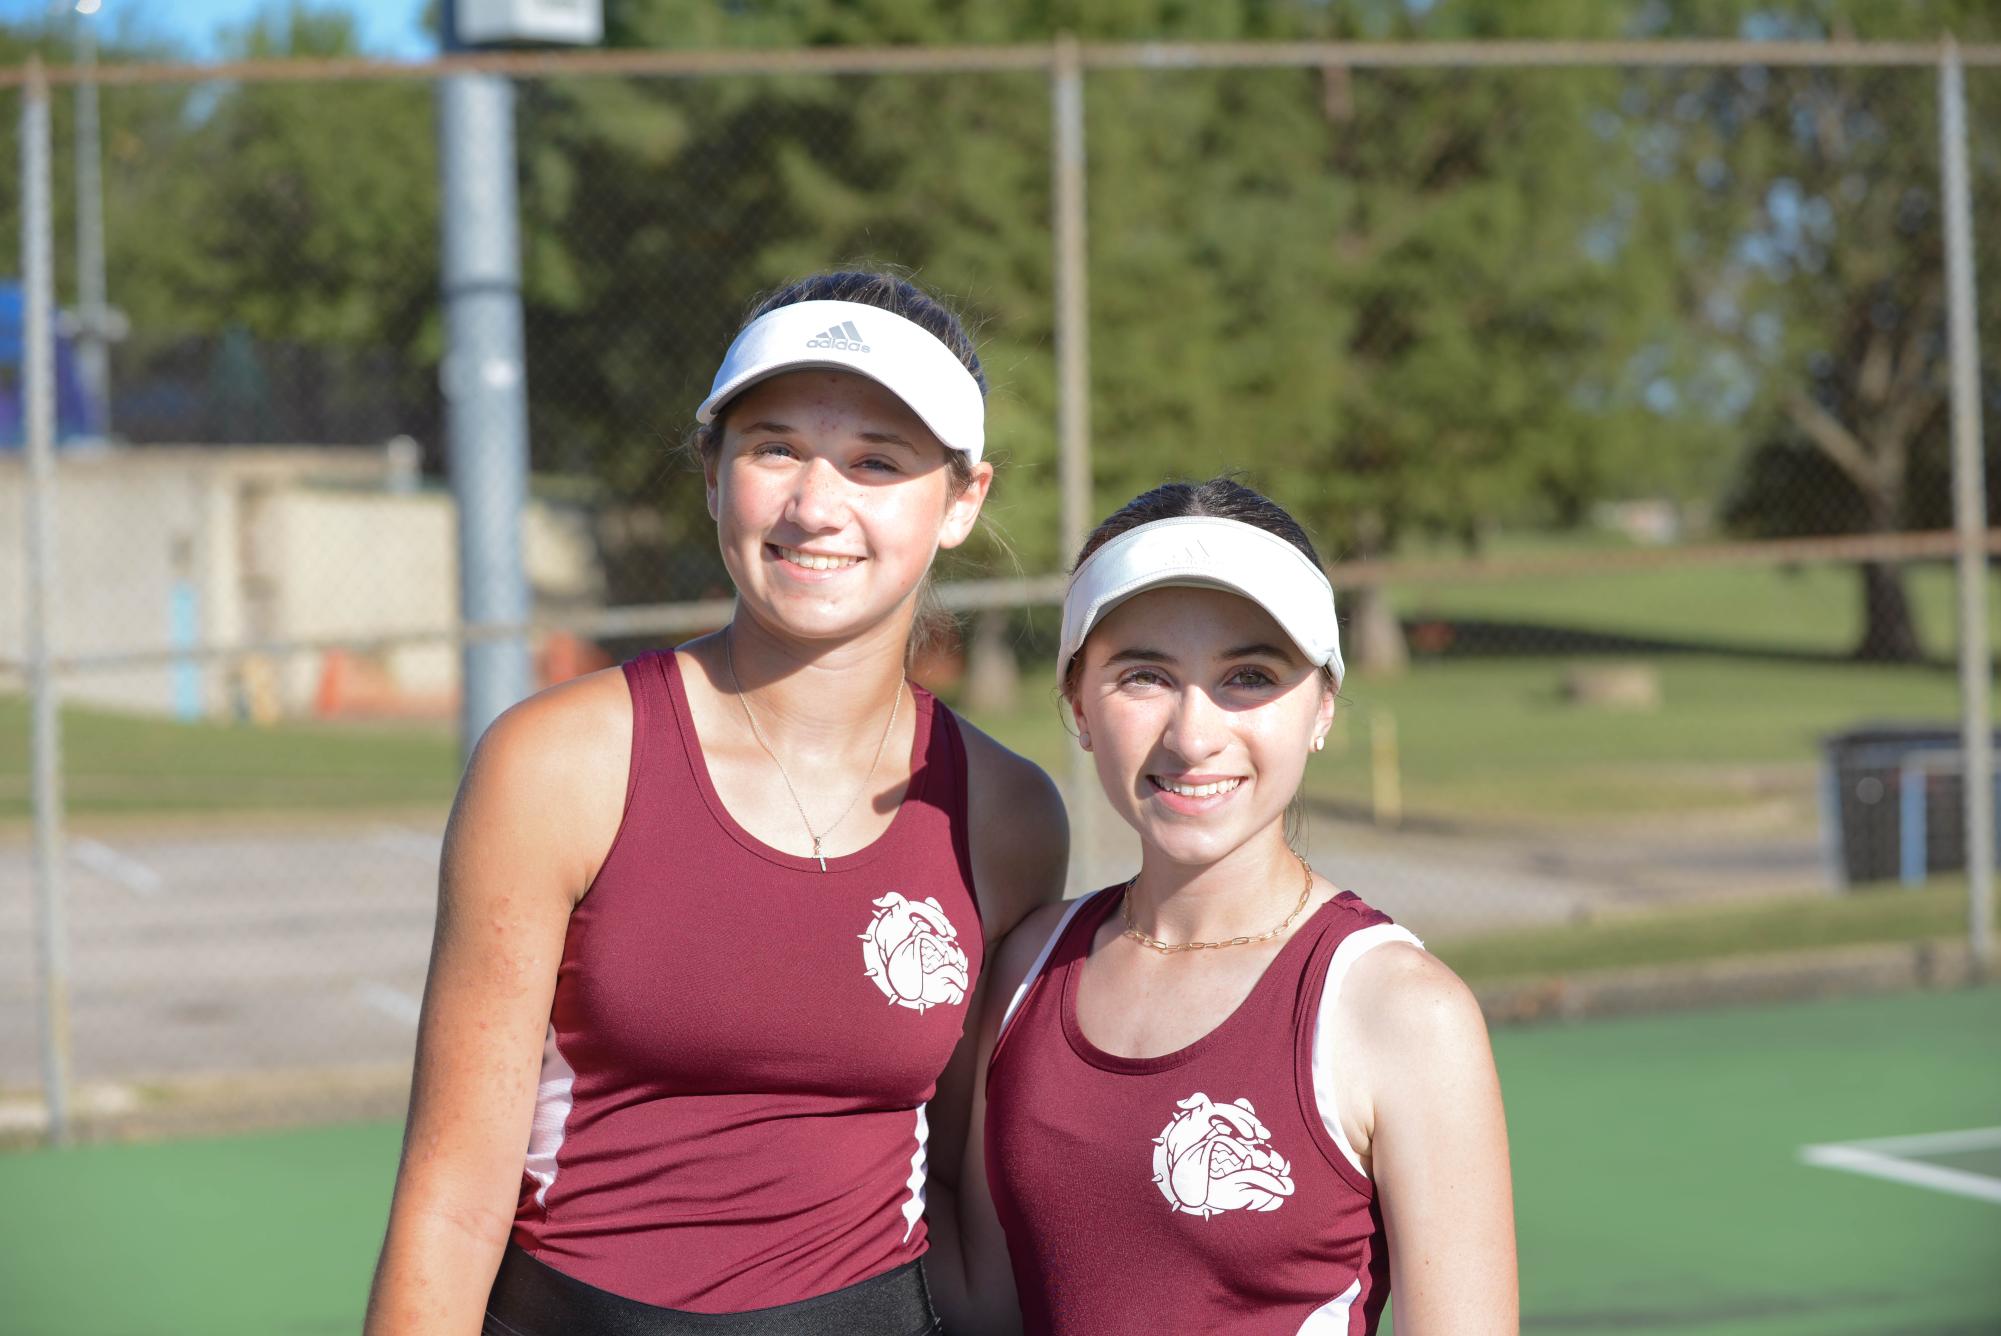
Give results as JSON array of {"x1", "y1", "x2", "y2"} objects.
[
  {"x1": 23, "y1": 60, "x2": 74, "y2": 1145},
  {"x1": 439, "y1": 0, "x2": 534, "y2": 760},
  {"x1": 1052, "y1": 34, "x2": 1091, "y2": 566},
  {"x1": 73, "y1": 14, "x2": 110, "y2": 440},
  {"x1": 1052, "y1": 34, "x2": 1097, "y2": 893},
  {"x1": 1940, "y1": 39, "x2": 1993, "y2": 974}
]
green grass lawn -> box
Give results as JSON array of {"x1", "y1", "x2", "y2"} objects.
[
  {"x1": 961, "y1": 654, "x2": 1966, "y2": 823},
  {"x1": 4, "y1": 986, "x2": 1994, "y2": 1335},
  {"x1": 961, "y1": 550, "x2": 1991, "y2": 823},
  {"x1": 0, "y1": 649, "x2": 1972, "y2": 827},
  {"x1": 0, "y1": 695, "x2": 461, "y2": 821},
  {"x1": 1392, "y1": 536, "x2": 2001, "y2": 662},
  {"x1": 2, "y1": 550, "x2": 1990, "y2": 826}
]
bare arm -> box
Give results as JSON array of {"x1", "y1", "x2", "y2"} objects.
[
  {"x1": 926, "y1": 898, "x2": 1076, "y2": 1335},
  {"x1": 364, "y1": 671, "x2": 630, "y2": 1335},
  {"x1": 923, "y1": 727, "x2": 1068, "y2": 1336},
  {"x1": 1336, "y1": 945, "x2": 1518, "y2": 1335}
]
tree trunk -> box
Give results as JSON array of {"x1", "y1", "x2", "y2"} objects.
[
  {"x1": 1853, "y1": 560, "x2": 1924, "y2": 663},
  {"x1": 964, "y1": 608, "x2": 1020, "y2": 715},
  {"x1": 1345, "y1": 510, "x2": 1408, "y2": 677},
  {"x1": 1348, "y1": 582, "x2": 1410, "y2": 677}
]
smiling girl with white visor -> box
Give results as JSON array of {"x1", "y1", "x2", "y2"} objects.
[
  {"x1": 952, "y1": 478, "x2": 1517, "y2": 1335},
  {"x1": 367, "y1": 273, "x2": 1066, "y2": 1336}
]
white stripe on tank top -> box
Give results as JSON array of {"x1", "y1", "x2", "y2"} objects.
[
  {"x1": 523, "y1": 1025, "x2": 578, "y2": 1208},
  {"x1": 1310, "y1": 921, "x2": 1425, "y2": 1179}
]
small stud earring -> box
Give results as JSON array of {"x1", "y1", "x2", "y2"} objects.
[{"x1": 1312, "y1": 736, "x2": 1325, "y2": 752}]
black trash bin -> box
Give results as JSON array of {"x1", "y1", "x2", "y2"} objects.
[{"x1": 1820, "y1": 723, "x2": 2001, "y2": 887}]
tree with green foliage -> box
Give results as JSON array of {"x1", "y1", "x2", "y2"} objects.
[
  {"x1": 1621, "y1": 0, "x2": 2001, "y2": 661},
  {"x1": 21, "y1": 0, "x2": 1990, "y2": 675},
  {"x1": 1070, "y1": 0, "x2": 1699, "y2": 671},
  {"x1": 103, "y1": 5, "x2": 441, "y2": 442},
  {"x1": 517, "y1": 0, "x2": 1686, "y2": 673},
  {"x1": 0, "y1": 4, "x2": 440, "y2": 445}
]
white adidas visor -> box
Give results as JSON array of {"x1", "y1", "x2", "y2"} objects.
[
  {"x1": 1058, "y1": 515, "x2": 1344, "y2": 686},
  {"x1": 695, "y1": 298, "x2": 986, "y2": 465}
]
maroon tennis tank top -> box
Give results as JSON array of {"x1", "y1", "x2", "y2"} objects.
[
  {"x1": 508, "y1": 649, "x2": 984, "y2": 1311},
  {"x1": 986, "y1": 886, "x2": 1401, "y2": 1335}
]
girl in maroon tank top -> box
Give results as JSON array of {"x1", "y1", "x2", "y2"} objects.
[
  {"x1": 367, "y1": 274, "x2": 1067, "y2": 1336},
  {"x1": 969, "y1": 480, "x2": 1517, "y2": 1335}
]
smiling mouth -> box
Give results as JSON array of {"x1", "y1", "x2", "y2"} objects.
[
  {"x1": 1149, "y1": 776, "x2": 1245, "y2": 799},
  {"x1": 769, "y1": 544, "x2": 863, "y2": 571}
]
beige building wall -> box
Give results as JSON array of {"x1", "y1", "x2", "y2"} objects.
[
  {"x1": 259, "y1": 487, "x2": 461, "y2": 713},
  {"x1": 0, "y1": 446, "x2": 604, "y2": 721}
]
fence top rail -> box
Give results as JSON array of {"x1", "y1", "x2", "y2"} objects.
[
  {"x1": 1, "y1": 36, "x2": 1998, "y2": 91},
  {"x1": 2, "y1": 531, "x2": 1989, "y2": 681}
]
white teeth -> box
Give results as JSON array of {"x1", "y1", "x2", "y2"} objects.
[
  {"x1": 779, "y1": 547, "x2": 861, "y2": 571},
  {"x1": 1155, "y1": 777, "x2": 1243, "y2": 799}
]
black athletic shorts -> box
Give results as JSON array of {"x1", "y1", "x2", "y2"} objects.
[{"x1": 482, "y1": 1243, "x2": 944, "y2": 1336}]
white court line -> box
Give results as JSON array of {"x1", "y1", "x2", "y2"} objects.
[
  {"x1": 353, "y1": 980, "x2": 423, "y2": 1027},
  {"x1": 1818, "y1": 1126, "x2": 2001, "y2": 1156},
  {"x1": 1801, "y1": 1126, "x2": 2001, "y2": 1206},
  {"x1": 70, "y1": 839, "x2": 164, "y2": 897}
]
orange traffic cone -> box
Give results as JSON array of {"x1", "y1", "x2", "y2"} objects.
[{"x1": 314, "y1": 648, "x2": 352, "y2": 718}]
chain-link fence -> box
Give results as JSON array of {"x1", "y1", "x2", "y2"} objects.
[{"x1": 1, "y1": 36, "x2": 1997, "y2": 1141}]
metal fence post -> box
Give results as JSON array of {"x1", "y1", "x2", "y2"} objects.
[
  {"x1": 23, "y1": 59, "x2": 74, "y2": 1145},
  {"x1": 73, "y1": 15, "x2": 111, "y2": 438},
  {"x1": 1052, "y1": 34, "x2": 1098, "y2": 892},
  {"x1": 439, "y1": 4, "x2": 535, "y2": 762},
  {"x1": 1939, "y1": 38, "x2": 1993, "y2": 974},
  {"x1": 1053, "y1": 35, "x2": 1090, "y2": 567}
]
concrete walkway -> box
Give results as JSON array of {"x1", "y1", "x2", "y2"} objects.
[{"x1": 0, "y1": 799, "x2": 1828, "y2": 1101}]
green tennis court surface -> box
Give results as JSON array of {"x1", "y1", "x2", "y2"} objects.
[{"x1": 2, "y1": 985, "x2": 1996, "y2": 1335}]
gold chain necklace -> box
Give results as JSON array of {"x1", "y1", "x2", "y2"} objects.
[
  {"x1": 1120, "y1": 853, "x2": 1315, "y2": 953},
  {"x1": 723, "y1": 629, "x2": 903, "y2": 872}
]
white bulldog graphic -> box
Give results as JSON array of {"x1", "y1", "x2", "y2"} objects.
[
  {"x1": 860, "y1": 892, "x2": 971, "y2": 1014},
  {"x1": 1151, "y1": 1093, "x2": 1296, "y2": 1218}
]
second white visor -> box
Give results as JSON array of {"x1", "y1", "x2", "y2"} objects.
[{"x1": 1059, "y1": 516, "x2": 1344, "y2": 685}]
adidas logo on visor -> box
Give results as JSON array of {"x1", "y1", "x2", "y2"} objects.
[{"x1": 806, "y1": 320, "x2": 870, "y2": 353}]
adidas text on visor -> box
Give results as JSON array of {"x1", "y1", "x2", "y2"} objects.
[
  {"x1": 1059, "y1": 516, "x2": 1344, "y2": 686},
  {"x1": 696, "y1": 299, "x2": 986, "y2": 465}
]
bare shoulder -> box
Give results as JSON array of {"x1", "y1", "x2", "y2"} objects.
[
  {"x1": 450, "y1": 663, "x2": 634, "y2": 903},
  {"x1": 461, "y1": 664, "x2": 632, "y2": 816},
  {"x1": 1340, "y1": 941, "x2": 1492, "y2": 1062},
  {"x1": 954, "y1": 716, "x2": 1070, "y2": 936},
  {"x1": 974, "y1": 897, "x2": 1085, "y2": 1049},
  {"x1": 989, "y1": 898, "x2": 1080, "y2": 1001},
  {"x1": 957, "y1": 715, "x2": 1067, "y2": 826}
]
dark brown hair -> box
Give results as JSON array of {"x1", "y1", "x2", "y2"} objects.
[{"x1": 690, "y1": 270, "x2": 985, "y2": 497}]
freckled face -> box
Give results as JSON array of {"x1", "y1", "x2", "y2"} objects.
[
  {"x1": 706, "y1": 370, "x2": 990, "y2": 643},
  {"x1": 1070, "y1": 587, "x2": 1333, "y2": 868}
]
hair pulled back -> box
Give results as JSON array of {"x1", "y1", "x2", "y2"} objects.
[{"x1": 1070, "y1": 475, "x2": 1325, "y2": 572}]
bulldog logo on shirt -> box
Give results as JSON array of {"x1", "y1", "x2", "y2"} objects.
[
  {"x1": 860, "y1": 892, "x2": 971, "y2": 1014},
  {"x1": 1151, "y1": 1093, "x2": 1296, "y2": 1218}
]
